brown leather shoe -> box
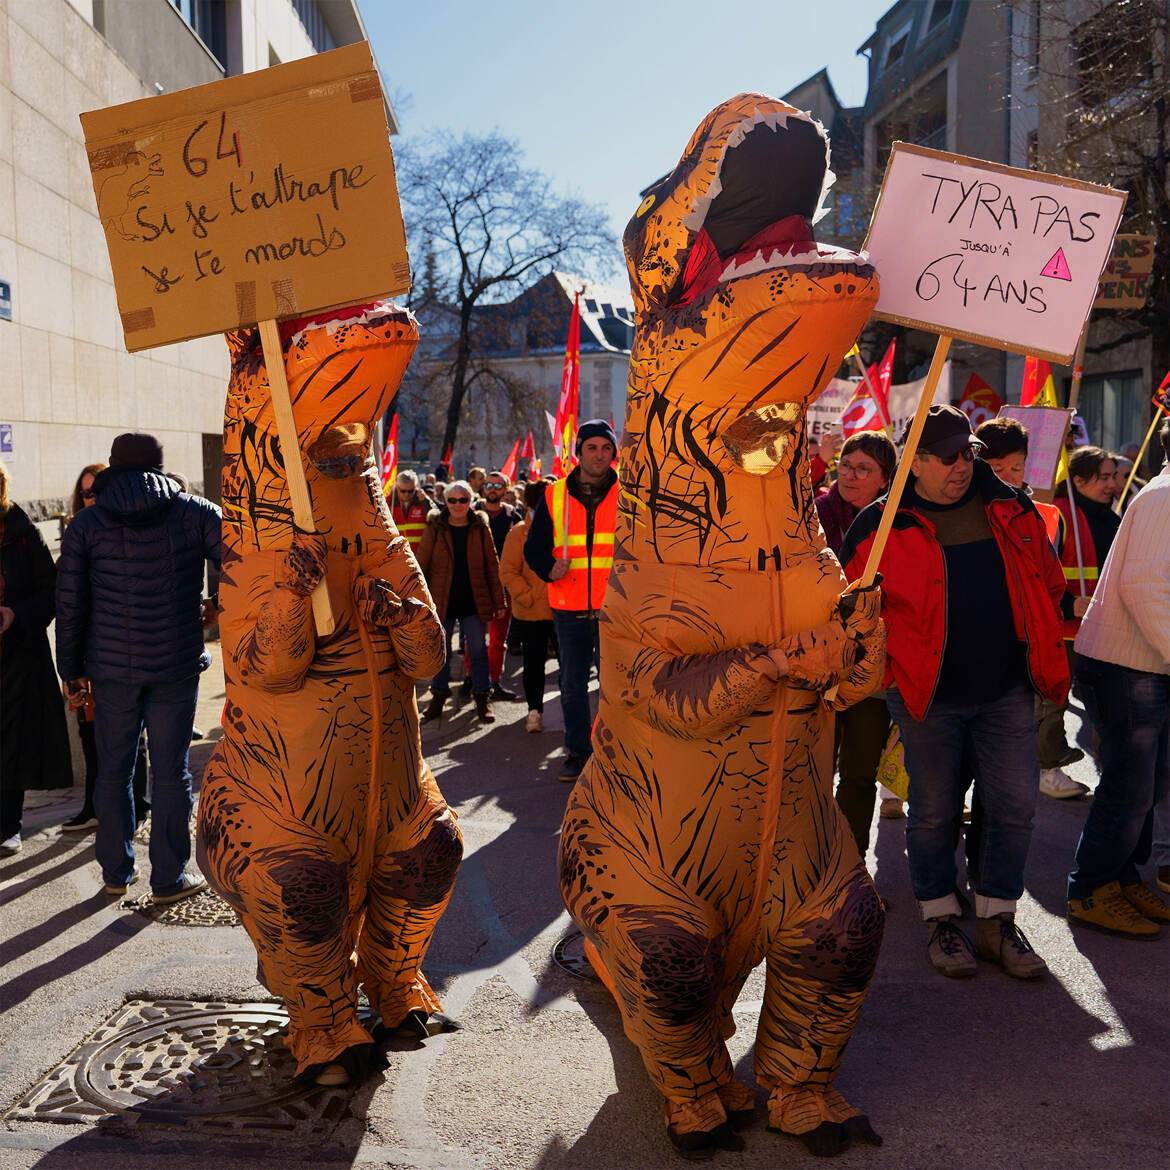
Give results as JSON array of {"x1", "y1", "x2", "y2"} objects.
[{"x1": 473, "y1": 692, "x2": 495, "y2": 723}]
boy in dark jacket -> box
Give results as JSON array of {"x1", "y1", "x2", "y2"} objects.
[{"x1": 56, "y1": 433, "x2": 221, "y2": 902}]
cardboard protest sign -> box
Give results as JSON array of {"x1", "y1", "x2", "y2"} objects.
[
  {"x1": 997, "y1": 404, "x2": 1070, "y2": 492},
  {"x1": 81, "y1": 42, "x2": 409, "y2": 352},
  {"x1": 863, "y1": 143, "x2": 1125, "y2": 365},
  {"x1": 807, "y1": 366, "x2": 953, "y2": 443},
  {"x1": 1093, "y1": 234, "x2": 1155, "y2": 310}
]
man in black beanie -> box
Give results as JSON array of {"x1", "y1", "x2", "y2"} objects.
[
  {"x1": 56, "y1": 432, "x2": 222, "y2": 903},
  {"x1": 524, "y1": 419, "x2": 619, "y2": 781}
]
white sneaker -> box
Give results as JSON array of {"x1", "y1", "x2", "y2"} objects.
[
  {"x1": 1039, "y1": 767, "x2": 1087, "y2": 799},
  {"x1": 525, "y1": 710, "x2": 543, "y2": 733}
]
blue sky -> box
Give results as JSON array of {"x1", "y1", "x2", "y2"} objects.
[{"x1": 363, "y1": 0, "x2": 892, "y2": 239}]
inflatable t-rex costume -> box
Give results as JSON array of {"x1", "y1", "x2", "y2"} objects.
[
  {"x1": 197, "y1": 302, "x2": 462, "y2": 1085},
  {"x1": 559, "y1": 94, "x2": 887, "y2": 1158}
]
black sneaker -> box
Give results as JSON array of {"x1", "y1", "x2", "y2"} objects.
[
  {"x1": 62, "y1": 810, "x2": 99, "y2": 832},
  {"x1": 1057, "y1": 745, "x2": 1085, "y2": 767},
  {"x1": 458, "y1": 678, "x2": 472, "y2": 700},
  {"x1": 490, "y1": 683, "x2": 518, "y2": 701}
]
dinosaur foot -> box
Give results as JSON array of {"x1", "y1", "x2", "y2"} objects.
[
  {"x1": 378, "y1": 1009, "x2": 462, "y2": 1044},
  {"x1": 667, "y1": 1120, "x2": 745, "y2": 1161},
  {"x1": 297, "y1": 1041, "x2": 387, "y2": 1090},
  {"x1": 768, "y1": 1115, "x2": 882, "y2": 1158}
]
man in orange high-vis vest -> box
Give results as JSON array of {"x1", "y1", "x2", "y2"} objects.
[
  {"x1": 524, "y1": 419, "x2": 619, "y2": 782},
  {"x1": 391, "y1": 469, "x2": 433, "y2": 551}
]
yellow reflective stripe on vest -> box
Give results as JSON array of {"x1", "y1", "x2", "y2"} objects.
[{"x1": 1063, "y1": 566, "x2": 1098, "y2": 580}]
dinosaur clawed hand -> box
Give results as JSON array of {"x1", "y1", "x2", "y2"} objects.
[{"x1": 276, "y1": 528, "x2": 328, "y2": 596}]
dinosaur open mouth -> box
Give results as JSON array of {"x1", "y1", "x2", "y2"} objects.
[{"x1": 677, "y1": 112, "x2": 861, "y2": 304}]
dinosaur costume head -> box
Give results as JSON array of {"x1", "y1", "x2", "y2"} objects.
[
  {"x1": 619, "y1": 93, "x2": 878, "y2": 568},
  {"x1": 222, "y1": 301, "x2": 418, "y2": 553}
]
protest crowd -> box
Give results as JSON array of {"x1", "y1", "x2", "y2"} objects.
[{"x1": 1, "y1": 62, "x2": 1167, "y2": 1166}]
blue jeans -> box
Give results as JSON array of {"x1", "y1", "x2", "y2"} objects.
[
  {"x1": 888, "y1": 682, "x2": 1038, "y2": 918},
  {"x1": 93, "y1": 676, "x2": 199, "y2": 890},
  {"x1": 1068, "y1": 656, "x2": 1170, "y2": 900},
  {"x1": 432, "y1": 613, "x2": 489, "y2": 693},
  {"x1": 552, "y1": 611, "x2": 600, "y2": 761}
]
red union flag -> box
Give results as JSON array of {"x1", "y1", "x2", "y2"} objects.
[
  {"x1": 1020, "y1": 356, "x2": 1056, "y2": 407},
  {"x1": 958, "y1": 373, "x2": 1005, "y2": 427},
  {"x1": 499, "y1": 438, "x2": 520, "y2": 483},
  {"x1": 552, "y1": 293, "x2": 581, "y2": 477},
  {"x1": 519, "y1": 429, "x2": 536, "y2": 476},
  {"x1": 380, "y1": 414, "x2": 398, "y2": 497},
  {"x1": 840, "y1": 387, "x2": 883, "y2": 437}
]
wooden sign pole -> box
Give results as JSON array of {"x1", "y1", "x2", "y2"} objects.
[
  {"x1": 1113, "y1": 406, "x2": 1163, "y2": 514},
  {"x1": 258, "y1": 318, "x2": 335, "y2": 636},
  {"x1": 861, "y1": 334, "x2": 952, "y2": 586},
  {"x1": 1067, "y1": 323, "x2": 1089, "y2": 414}
]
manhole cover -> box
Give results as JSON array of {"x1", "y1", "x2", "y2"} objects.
[
  {"x1": 552, "y1": 931, "x2": 601, "y2": 982},
  {"x1": 6, "y1": 999, "x2": 356, "y2": 1132},
  {"x1": 123, "y1": 887, "x2": 241, "y2": 927}
]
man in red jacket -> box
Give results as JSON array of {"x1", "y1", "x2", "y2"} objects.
[{"x1": 840, "y1": 405, "x2": 1069, "y2": 980}]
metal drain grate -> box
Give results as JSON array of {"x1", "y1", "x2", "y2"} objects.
[
  {"x1": 5, "y1": 999, "x2": 352, "y2": 1132},
  {"x1": 122, "y1": 887, "x2": 241, "y2": 927},
  {"x1": 552, "y1": 931, "x2": 601, "y2": 983}
]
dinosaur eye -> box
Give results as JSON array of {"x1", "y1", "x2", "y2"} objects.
[{"x1": 635, "y1": 193, "x2": 655, "y2": 218}]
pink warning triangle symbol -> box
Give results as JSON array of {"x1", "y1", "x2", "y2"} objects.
[{"x1": 1041, "y1": 248, "x2": 1072, "y2": 281}]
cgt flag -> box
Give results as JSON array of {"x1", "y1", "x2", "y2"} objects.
[
  {"x1": 380, "y1": 414, "x2": 398, "y2": 497},
  {"x1": 958, "y1": 373, "x2": 1005, "y2": 427},
  {"x1": 500, "y1": 439, "x2": 520, "y2": 483},
  {"x1": 553, "y1": 292, "x2": 581, "y2": 477},
  {"x1": 841, "y1": 339, "x2": 895, "y2": 437},
  {"x1": 1020, "y1": 356, "x2": 1057, "y2": 407},
  {"x1": 519, "y1": 429, "x2": 536, "y2": 476}
]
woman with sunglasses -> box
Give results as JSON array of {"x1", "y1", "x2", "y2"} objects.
[{"x1": 417, "y1": 479, "x2": 507, "y2": 724}]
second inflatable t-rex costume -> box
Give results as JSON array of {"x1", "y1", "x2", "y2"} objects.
[
  {"x1": 197, "y1": 302, "x2": 462, "y2": 1086},
  {"x1": 559, "y1": 94, "x2": 887, "y2": 1158}
]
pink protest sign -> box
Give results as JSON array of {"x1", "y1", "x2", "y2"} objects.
[
  {"x1": 997, "y1": 405, "x2": 1071, "y2": 492},
  {"x1": 864, "y1": 144, "x2": 1126, "y2": 365}
]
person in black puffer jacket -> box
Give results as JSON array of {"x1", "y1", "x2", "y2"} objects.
[{"x1": 55, "y1": 433, "x2": 221, "y2": 903}]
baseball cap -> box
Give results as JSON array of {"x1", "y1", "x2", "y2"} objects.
[{"x1": 908, "y1": 405, "x2": 985, "y2": 458}]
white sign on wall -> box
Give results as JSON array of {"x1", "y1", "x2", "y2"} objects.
[{"x1": 864, "y1": 144, "x2": 1126, "y2": 364}]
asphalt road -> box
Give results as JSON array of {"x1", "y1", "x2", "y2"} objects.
[{"x1": 1, "y1": 648, "x2": 1166, "y2": 1170}]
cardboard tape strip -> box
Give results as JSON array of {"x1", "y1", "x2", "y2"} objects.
[
  {"x1": 348, "y1": 75, "x2": 381, "y2": 102},
  {"x1": 235, "y1": 281, "x2": 257, "y2": 325},
  {"x1": 88, "y1": 142, "x2": 136, "y2": 171},
  {"x1": 121, "y1": 308, "x2": 155, "y2": 332},
  {"x1": 272, "y1": 279, "x2": 298, "y2": 318}
]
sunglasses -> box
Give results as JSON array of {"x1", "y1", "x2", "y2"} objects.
[
  {"x1": 926, "y1": 446, "x2": 976, "y2": 467},
  {"x1": 446, "y1": 496, "x2": 471, "y2": 504},
  {"x1": 81, "y1": 489, "x2": 96, "y2": 499},
  {"x1": 485, "y1": 482, "x2": 506, "y2": 491}
]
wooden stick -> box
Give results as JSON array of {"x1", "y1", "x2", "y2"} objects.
[
  {"x1": 1113, "y1": 406, "x2": 1161, "y2": 514},
  {"x1": 258, "y1": 318, "x2": 335, "y2": 637},
  {"x1": 1066, "y1": 324, "x2": 1089, "y2": 414},
  {"x1": 861, "y1": 335, "x2": 952, "y2": 586}
]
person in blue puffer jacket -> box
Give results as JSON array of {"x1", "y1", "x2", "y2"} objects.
[{"x1": 55, "y1": 432, "x2": 221, "y2": 903}]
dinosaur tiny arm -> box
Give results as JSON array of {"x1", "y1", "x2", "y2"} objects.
[
  {"x1": 618, "y1": 641, "x2": 783, "y2": 741},
  {"x1": 230, "y1": 535, "x2": 327, "y2": 694},
  {"x1": 355, "y1": 535, "x2": 445, "y2": 679}
]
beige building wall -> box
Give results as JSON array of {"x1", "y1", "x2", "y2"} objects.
[
  {"x1": 0, "y1": 0, "x2": 227, "y2": 516},
  {"x1": 0, "y1": 0, "x2": 367, "y2": 522}
]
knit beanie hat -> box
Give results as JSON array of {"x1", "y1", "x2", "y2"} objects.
[{"x1": 575, "y1": 418, "x2": 619, "y2": 454}]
